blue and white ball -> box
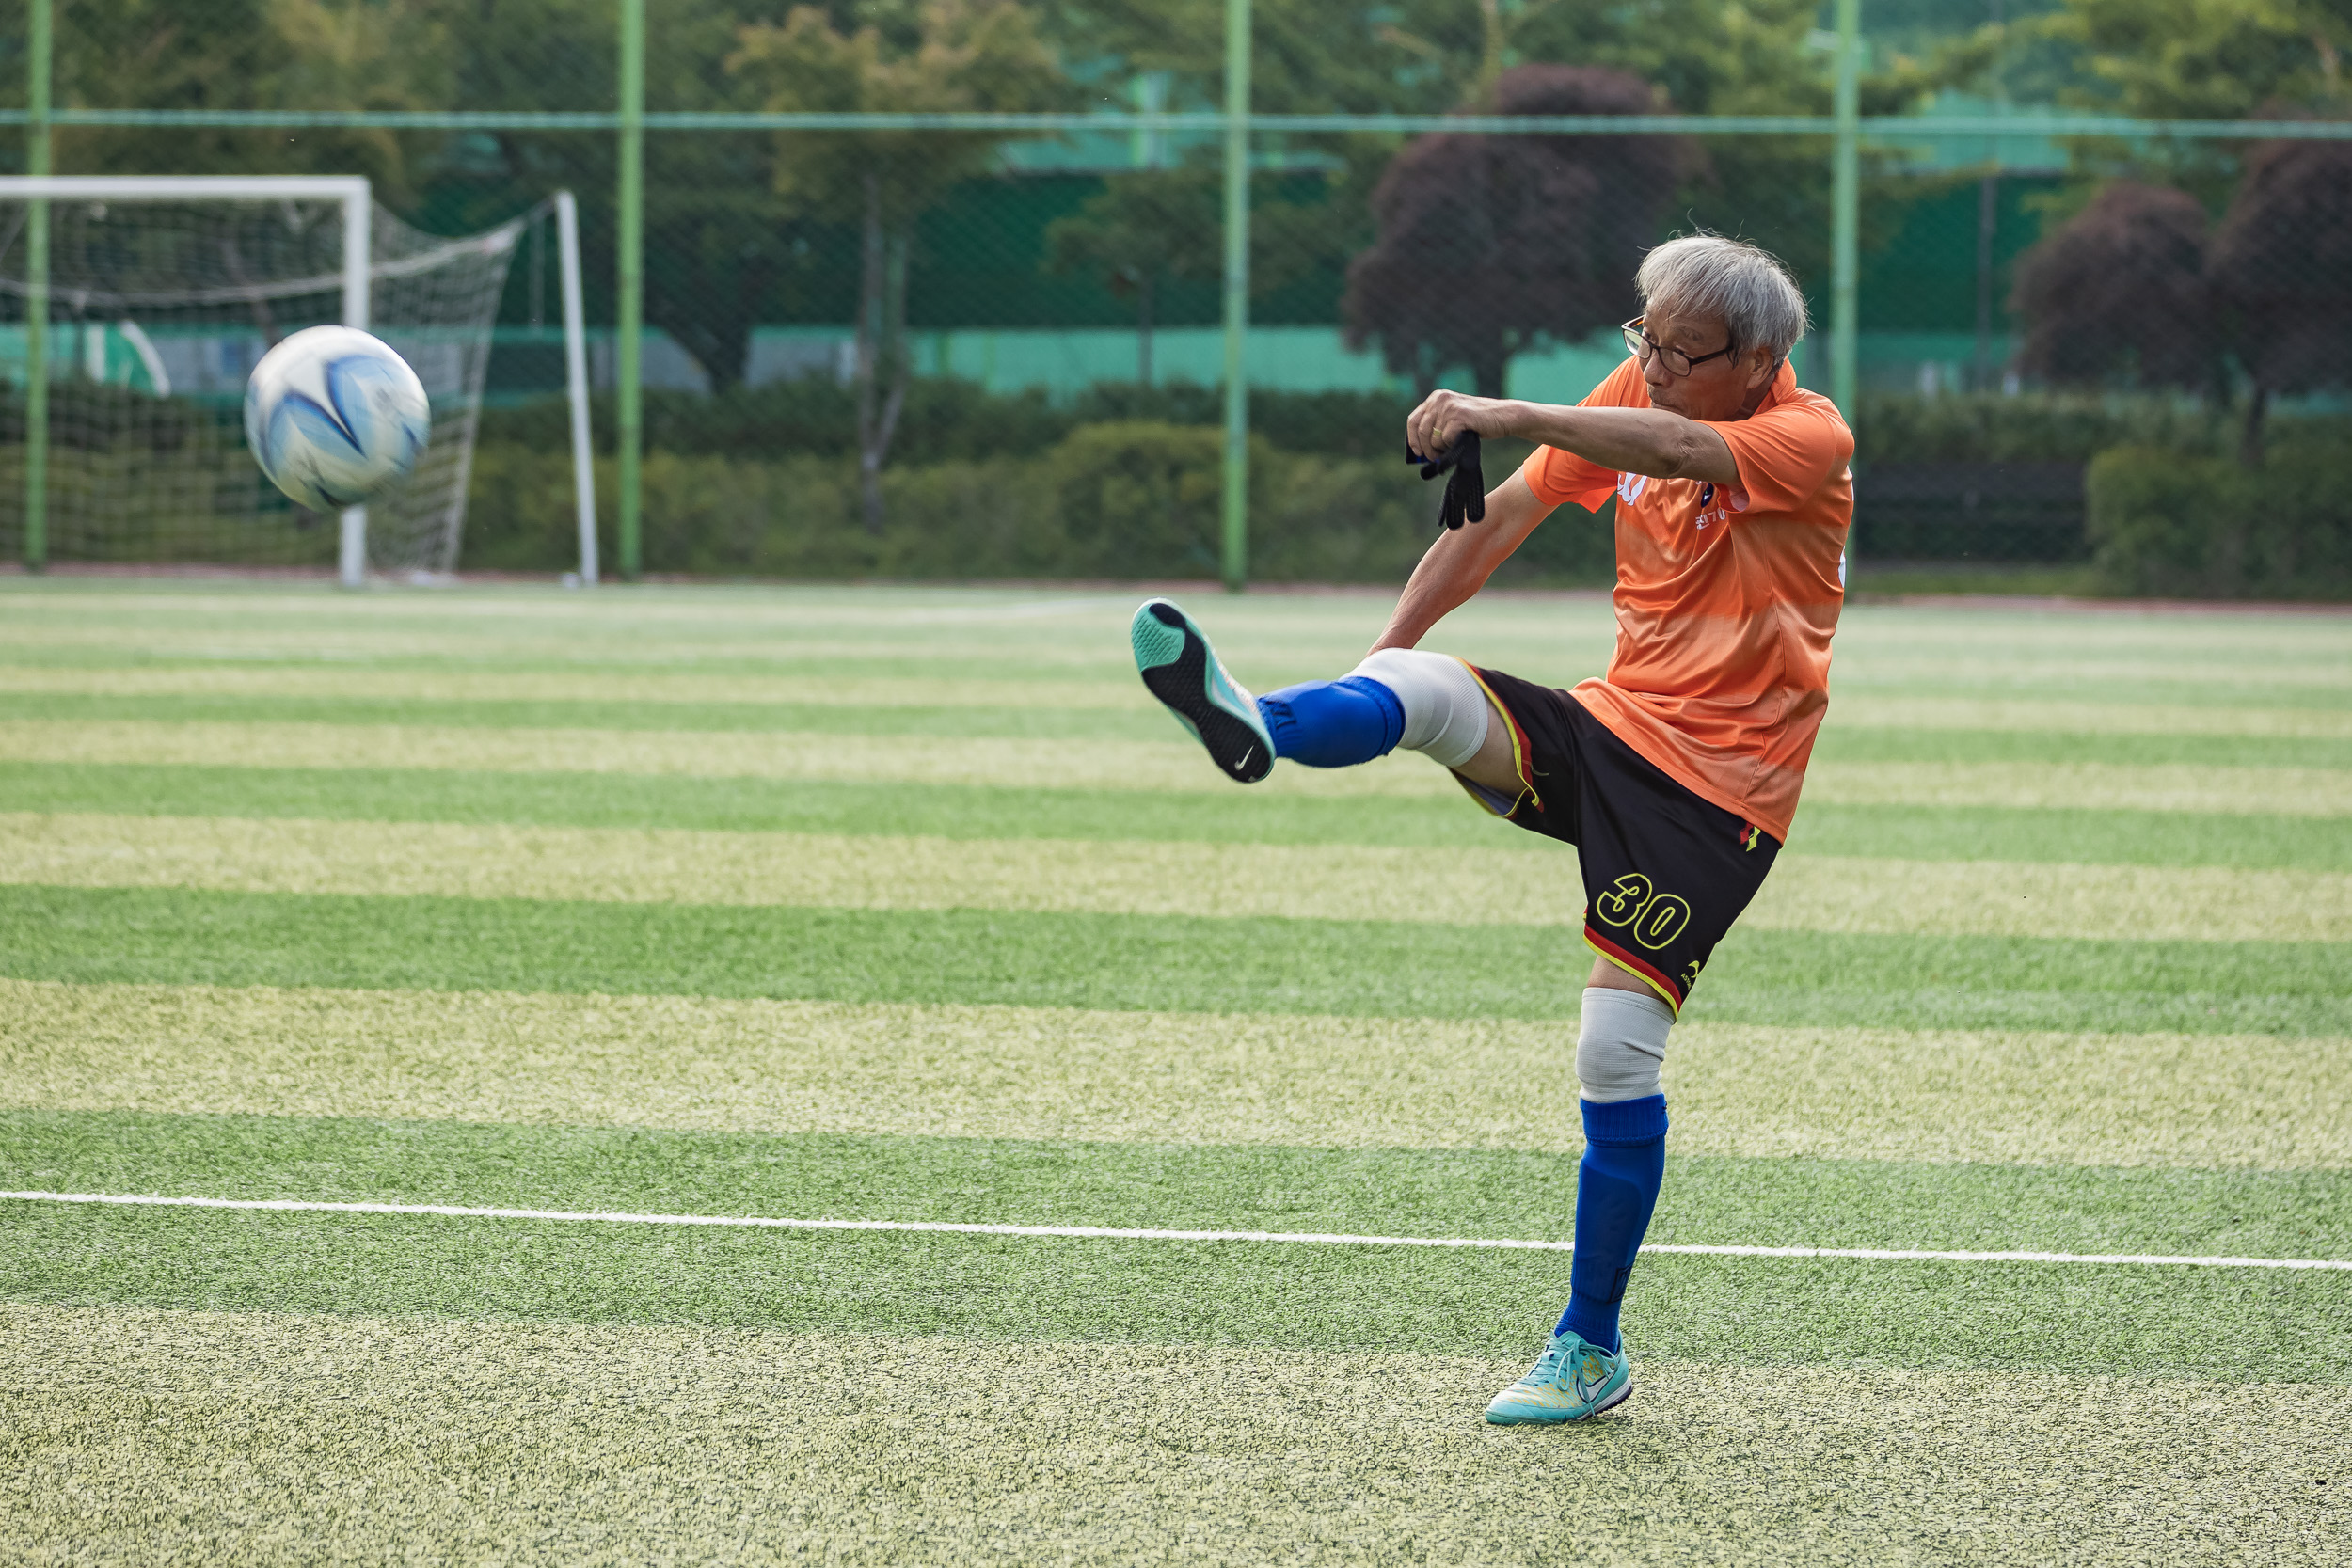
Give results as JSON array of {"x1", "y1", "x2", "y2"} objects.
[{"x1": 244, "y1": 325, "x2": 431, "y2": 511}]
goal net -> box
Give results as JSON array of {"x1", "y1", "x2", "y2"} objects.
[{"x1": 0, "y1": 179, "x2": 524, "y2": 577}]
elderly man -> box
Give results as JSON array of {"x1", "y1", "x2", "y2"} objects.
[{"x1": 1130, "y1": 233, "x2": 1853, "y2": 1423}]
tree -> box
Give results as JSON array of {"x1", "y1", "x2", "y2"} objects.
[
  {"x1": 1045, "y1": 174, "x2": 1214, "y2": 387},
  {"x1": 20, "y1": 0, "x2": 456, "y2": 384},
  {"x1": 1044, "y1": 0, "x2": 1479, "y2": 117},
  {"x1": 2011, "y1": 148, "x2": 2352, "y2": 466},
  {"x1": 1048, "y1": 0, "x2": 1924, "y2": 332},
  {"x1": 2009, "y1": 182, "x2": 2217, "y2": 392},
  {"x1": 1926, "y1": 0, "x2": 2352, "y2": 198},
  {"x1": 1043, "y1": 167, "x2": 1348, "y2": 386},
  {"x1": 1341, "y1": 65, "x2": 1684, "y2": 397},
  {"x1": 730, "y1": 0, "x2": 1069, "y2": 531},
  {"x1": 39, "y1": 0, "x2": 861, "y2": 393},
  {"x1": 2040, "y1": 0, "x2": 2351, "y2": 121},
  {"x1": 424, "y1": 0, "x2": 799, "y2": 392},
  {"x1": 40, "y1": 0, "x2": 447, "y2": 198},
  {"x1": 2210, "y1": 138, "x2": 2352, "y2": 462}
]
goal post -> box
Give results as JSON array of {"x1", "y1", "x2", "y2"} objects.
[
  {"x1": 0, "y1": 175, "x2": 595, "y2": 585},
  {"x1": 554, "y1": 190, "x2": 598, "y2": 588}
]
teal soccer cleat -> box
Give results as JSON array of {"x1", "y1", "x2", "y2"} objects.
[
  {"x1": 1131, "y1": 599, "x2": 1277, "y2": 784},
  {"x1": 1484, "y1": 1331, "x2": 1634, "y2": 1425}
]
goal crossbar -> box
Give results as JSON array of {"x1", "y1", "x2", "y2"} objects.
[
  {"x1": 0, "y1": 175, "x2": 596, "y2": 586},
  {"x1": 1, "y1": 174, "x2": 371, "y2": 331}
]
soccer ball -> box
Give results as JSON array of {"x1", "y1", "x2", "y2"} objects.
[{"x1": 244, "y1": 325, "x2": 431, "y2": 511}]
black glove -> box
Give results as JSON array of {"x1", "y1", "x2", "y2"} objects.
[{"x1": 1405, "y1": 430, "x2": 1486, "y2": 530}]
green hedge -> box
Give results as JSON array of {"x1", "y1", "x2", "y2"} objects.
[
  {"x1": 470, "y1": 384, "x2": 2343, "y2": 597},
  {"x1": 0, "y1": 449, "x2": 330, "y2": 567},
  {"x1": 2087, "y1": 440, "x2": 2352, "y2": 599},
  {"x1": 487, "y1": 381, "x2": 2352, "y2": 470},
  {"x1": 476, "y1": 380, "x2": 1422, "y2": 464},
  {"x1": 464, "y1": 420, "x2": 1613, "y2": 585},
  {"x1": 479, "y1": 382, "x2": 2352, "y2": 588},
  {"x1": 1851, "y1": 391, "x2": 2247, "y2": 466}
]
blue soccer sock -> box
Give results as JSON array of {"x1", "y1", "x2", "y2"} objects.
[
  {"x1": 1256, "y1": 676, "x2": 1405, "y2": 768},
  {"x1": 1555, "y1": 1093, "x2": 1669, "y2": 1355}
]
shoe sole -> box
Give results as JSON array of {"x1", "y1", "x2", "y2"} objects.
[
  {"x1": 1483, "y1": 1379, "x2": 1634, "y2": 1426},
  {"x1": 1132, "y1": 601, "x2": 1273, "y2": 784}
]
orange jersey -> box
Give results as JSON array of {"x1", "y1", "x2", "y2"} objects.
[{"x1": 1518, "y1": 357, "x2": 1853, "y2": 842}]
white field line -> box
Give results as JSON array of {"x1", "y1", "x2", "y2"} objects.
[{"x1": 5, "y1": 1191, "x2": 2345, "y2": 1273}]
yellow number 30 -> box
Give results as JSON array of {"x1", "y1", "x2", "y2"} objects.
[{"x1": 1592, "y1": 872, "x2": 1692, "y2": 951}]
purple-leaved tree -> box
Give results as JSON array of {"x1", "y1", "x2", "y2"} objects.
[
  {"x1": 2012, "y1": 144, "x2": 2352, "y2": 464},
  {"x1": 1342, "y1": 65, "x2": 1685, "y2": 399},
  {"x1": 2010, "y1": 182, "x2": 2218, "y2": 395},
  {"x1": 2210, "y1": 138, "x2": 2352, "y2": 464}
]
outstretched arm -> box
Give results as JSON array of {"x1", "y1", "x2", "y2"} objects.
[
  {"x1": 1370, "y1": 469, "x2": 1553, "y2": 654},
  {"x1": 1408, "y1": 390, "x2": 1739, "y2": 485}
]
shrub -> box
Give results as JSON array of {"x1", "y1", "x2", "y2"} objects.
[
  {"x1": 462, "y1": 420, "x2": 1620, "y2": 585},
  {"x1": 2087, "y1": 440, "x2": 2352, "y2": 599},
  {"x1": 476, "y1": 378, "x2": 1430, "y2": 465},
  {"x1": 476, "y1": 378, "x2": 1073, "y2": 463},
  {"x1": 1252, "y1": 451, "x2": 1429, "y2": 583},
  {"x1": 1852, "y1": 390, "x2": 2237, "y2": 466},
  {"x1": 1046, "y1": 420, "x2": 1264, "y2": 578},
  {"x1": 465, "y1": 444, "x2": 1033, "y2": 578},
  {"x1": 489, "y1": 375, "x2": 2352, "y2": 479},
  {"x1": 1070, "y1": 384, "x2": 1425, "y2": 461}
]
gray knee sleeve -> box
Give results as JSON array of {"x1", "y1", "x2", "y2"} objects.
[
  {"x1": 1576, "y1": 987, "x2": 1674, "y2": 1103},
  {"x1": 1349, "y1": 648, "x2": 1490, "y2": 768}
]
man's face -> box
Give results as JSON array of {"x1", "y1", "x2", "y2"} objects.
[{"x1": 1635, "y1": 310, "x2": 1776, "y2": 421}]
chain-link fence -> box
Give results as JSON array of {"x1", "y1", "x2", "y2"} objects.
[{"x1": 4, "y1": 0, "x2": 2349, "y2": 596}]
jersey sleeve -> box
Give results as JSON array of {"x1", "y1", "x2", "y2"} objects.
[
  {"x1": 1704, "y1": 389, "x2": 1853, "y2": 517},
  {"x1": 1518, "y1": 357, "x2": 1647, "y2": 512}
]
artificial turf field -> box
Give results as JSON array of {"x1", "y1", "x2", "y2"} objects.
[{"x1": 0, "y1": 578, "x2": 2347, "y2": 1565}]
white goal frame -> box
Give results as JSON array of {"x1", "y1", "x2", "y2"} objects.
[{"x1": 2, "y1": 175, "x2": 597, "y2": 587}]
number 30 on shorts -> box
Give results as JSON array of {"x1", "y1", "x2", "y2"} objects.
[{"x1": 1592, "y1": 872, "x2": 1692, "y2": 951}]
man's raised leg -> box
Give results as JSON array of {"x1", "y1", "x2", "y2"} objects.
[{"x1": 1131, "y1": 598, "x2": 1500, "y2": 781}]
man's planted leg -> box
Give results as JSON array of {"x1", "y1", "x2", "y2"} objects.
[
  {"x1": 1131, "y1": 599, "x2": 1492, "y2": 782},
  {"x1": 1486, "y1": 983, "x2": 1671, "y2": 1425}
]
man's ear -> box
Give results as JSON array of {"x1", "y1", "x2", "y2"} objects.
[{"x1": 1745, "y1": 348, "x2": 1779, "y2": 388}]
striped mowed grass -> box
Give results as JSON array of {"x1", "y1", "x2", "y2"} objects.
[{"x1": 1, "y1": 579, "x2": 2348, "y2": 1566}]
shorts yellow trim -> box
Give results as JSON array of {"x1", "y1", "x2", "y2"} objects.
[
  {"x1": 1454, "y1": 660, "x2": 1543, "y2": 816},
  {"x1": 1582, "y1": 932, "x2": 1684, "y2": 1019}
]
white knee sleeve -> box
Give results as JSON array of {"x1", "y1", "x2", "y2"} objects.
[
  {"x1": 1576, "y1": 987, "x2": 1674, "y2": 1103},
  {"x1": 1349, "y1": 648, "x2": 1490, "y2": 768}
]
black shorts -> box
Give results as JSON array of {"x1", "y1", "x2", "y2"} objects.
[{"x1": 1459, "y1": 667, "x2": 1781, "y2": 1015}]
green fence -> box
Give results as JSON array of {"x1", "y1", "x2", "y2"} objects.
[{"x1": 5, "y1": 0, "x2": 2350, "y2": 595}]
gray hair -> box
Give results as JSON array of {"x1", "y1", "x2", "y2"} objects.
[{"x1": 1635, "y1": 233, "x2": 1809, "y2": 361}]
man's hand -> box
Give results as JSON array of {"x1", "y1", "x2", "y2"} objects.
[
  {"x1": 1406, "y1": 390, "x2": 1517, "y2": 465},
  {"x1": 1409, "y1": 430, "x2": 1486, "y2": 529}
]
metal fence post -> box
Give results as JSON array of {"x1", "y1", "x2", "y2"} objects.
[
  {"x1": 616, "y1": 0, "x2": 645, "y2": 581},
  {"x1": 23, "y1": 0, "x2": 51, "y2": 574},
  {"x1": 1831, "y1": 0, "x2": 1860, "y2": 564},
  {"x1": 1218, "y1": 0, "x2": 1250, "y2": 594}
]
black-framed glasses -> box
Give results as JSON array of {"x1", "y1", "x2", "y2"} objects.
[{"x1": 1621, "y1": 317, "x2": 1738, "y2": 377}]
